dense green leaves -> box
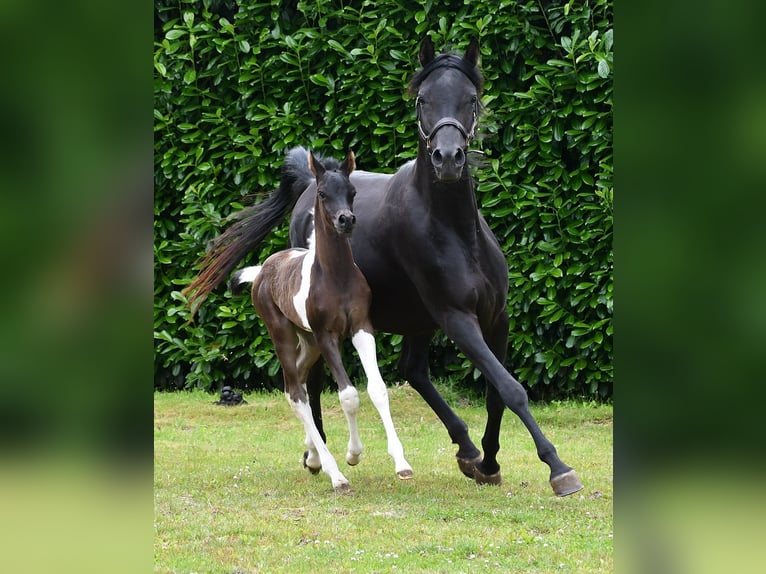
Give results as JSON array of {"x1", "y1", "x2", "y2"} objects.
[{"x1": 154, "y1": 0, "x2": 612, "y2": 399}]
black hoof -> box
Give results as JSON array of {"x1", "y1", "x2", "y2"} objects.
[
  {"x1": 473, "y1": 466, "x2": 502, "y2": 486},
  {"x1": 550, "y1": 469, "x2": 584, "y2": 497},
  {"x1": 457, "y1": 456, "x2": 483, "y2": 479},
  {"x1": 397, "y1": 469, "x2": 414, "y2": 480}
]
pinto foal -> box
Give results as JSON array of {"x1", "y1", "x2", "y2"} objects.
[{"x1": 231, "y1": 150, "x2": 412, "y2": 491}]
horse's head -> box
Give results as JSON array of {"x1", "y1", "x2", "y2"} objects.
[
  {"x1": 308, "y1": 150, "x2": 357, "y2": 235},
  {"x1": 411, "y1": 37, "x2": 483, "y2": 183}
]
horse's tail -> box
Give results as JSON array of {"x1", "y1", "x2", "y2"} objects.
[{"x1": 182, "y1": 146, "x2": 318, "y2": 312}]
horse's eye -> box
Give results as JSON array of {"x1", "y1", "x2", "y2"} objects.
[
  {"x1": 318, "y1": 191, "x2": 326, "y2": 200},
  {"x1": 471, "y1": 95, "x2": 478, "y2": 104}
]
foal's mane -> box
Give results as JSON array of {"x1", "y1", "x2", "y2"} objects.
[{"x1": 408, "y1": 52, "x2": 485, "y2": 96}]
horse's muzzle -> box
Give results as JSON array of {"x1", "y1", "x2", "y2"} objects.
[
  {"x1": 431, "y1": 144, "x2": 466, "y2": 182},
  {"x1": 336, "y1": 211, "x2": 356, "y2": 235}
]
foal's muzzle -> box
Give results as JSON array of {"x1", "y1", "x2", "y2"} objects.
[{"x1": 336, "y1": 211, "x2": 356, "y2": 235}]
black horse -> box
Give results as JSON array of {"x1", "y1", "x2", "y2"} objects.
[{"x1": 185, "y1": 37, "x2": 583, "y2": 496}]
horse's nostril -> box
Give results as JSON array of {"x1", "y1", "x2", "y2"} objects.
[
  {"x1": 432, "y1": 149, "x2": 443, "y2": 164},
  {"x1": 455, "y1": 147, "x2": 465, "y2": 166}
]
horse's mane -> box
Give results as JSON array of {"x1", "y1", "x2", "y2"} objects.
[{"x1": 409, "y1": 53, "x2": 484, "y2": 96}]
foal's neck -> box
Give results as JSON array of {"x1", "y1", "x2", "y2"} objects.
[{"x1": 313, "y1": 204, "x2": 355, "y2": 276}]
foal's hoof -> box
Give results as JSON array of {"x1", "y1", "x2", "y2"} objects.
[
  {"x1": 346, "y1": 453, "x2": 361, "y2": 466},
  {"x1": 302, "y1": 451, "x2": 321, "y2": 475},
  {"x1": 457, "y1": 456, "x2": 483, "y2": 479},
  {"x1": 397, "y1": 469, "x2": 414, "y2": 480},
  {"x1": 333, "y1": 482, "x2": 352, "y2": 494},
  {"x1": 550, "y1": 469, "x2": 584, "y2": 497},
  {"x1": 473, "y1": 466, "x2": 503, "y2": 486}
]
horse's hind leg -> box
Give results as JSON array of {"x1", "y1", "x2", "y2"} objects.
[
  {"x1": 399, "y1": 335, "x2": 481, "y2": 477},
  {"x1": 351, "y1": 329, "x2": 412, "y2": 479}
]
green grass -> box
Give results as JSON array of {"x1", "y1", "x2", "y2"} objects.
[{"x1": 155, "y1": 384, "x2": 612, "y2": 573}]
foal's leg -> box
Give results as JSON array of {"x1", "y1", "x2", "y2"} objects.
[
  {"x1": 296, "y1": 333, "x2": 323, "y2": 474},
  {"x1": 313, "y1": 332, "x2": 363, "y2": 467},
  {"x1": 398, "y1": 334, "x2": 482, "y2": 477},
  {"x1": 351, "y1": 328, "x2": 413, "y2": 479},
  {"x1": 257, "y1": 301, "x2": 349, "y2": 491}
]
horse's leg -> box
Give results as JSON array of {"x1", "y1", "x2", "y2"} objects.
[
  {"x1": 398, "y1": 334, "x2": 482, "y2": 478},
  {"x1": 472, "y1": 316, "x2": 511, "y2": 485},
  {"x1": 440, "y1": 311, "x2": 583, "y2": 496},
  {"x1": 257, "y1": 297, "x2": 348, "y2": 490},
  {"x1": 313, "y1": 332, "x2": 363, "y2": 467},
  {"x1": 297, "y1": 334, "x2": 323, "y2": 474},
  {"x1": 307, "y1": 360, "x2": 327, "y2": 445},
  {"x1": 350, "y1": 328, "x2": 413, "y2": 479}
]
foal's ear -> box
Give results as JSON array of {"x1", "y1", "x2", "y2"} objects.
[
  {"x1": 419, "y1": 35, "x2": 435, "y2": 66},
  {"x1": 308, "y1": 150, "x2": 325, "y2": 179},
  {"x1": 340, "y1": 150, "x2": 355, "y2": 175},
  {"x1": 464, "y1": 37, "x2": 480, "y2": 67}
]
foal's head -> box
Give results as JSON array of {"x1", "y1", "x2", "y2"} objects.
[
  {"x1": 410, "y1": 37, "x2": 483, "y2": 183},
  {"x1": 308, "y1": 150, "x2": 357, "y2": 235}
]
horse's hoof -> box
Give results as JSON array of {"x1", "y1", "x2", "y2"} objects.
[
  {"x1": 473, "y1": 466, "x2": 503, "y2": 486},
  {"x1": 346, "y1": 453, "x2": 361, "y2": 466},
  {"x1": 302, "y1": 451, "x2": 321, "y2": 475},
  {"x1": 457, "y1": 456, "x2": 483, "y2": 479},
  {"x1": 334, "y1": 482, "x2": 352, "y2": 494},
  {"x1": 550, "y1": 469, "x2": 584, "y2": 497},
  {"x1": 397, "y1": 469, "x2": 414, "y2": 480}
]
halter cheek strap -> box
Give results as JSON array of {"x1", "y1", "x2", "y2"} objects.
[{"x1": 416, "y1": 97, "x2": 478, "y2": 153}]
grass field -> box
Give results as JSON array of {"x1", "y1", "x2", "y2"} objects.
[{"x1": 154, "y1": 384, "x2": 612, "y2": 573}]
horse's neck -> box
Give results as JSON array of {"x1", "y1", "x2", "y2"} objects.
[
  {"x1": 313, "y1": 211, "x2": 355, "y2": 277},
  {"x1": 414, "y1": 154, "x2": 481, "y2": 239}
]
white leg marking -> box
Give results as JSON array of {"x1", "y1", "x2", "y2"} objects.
[
  {"x1": 351, "y1": 330, "x2": 413, "y2": 477},
  {"x1": 235, "y1": 265, "x2": 262, "y2": 285},
  {"x1": 292, "y1": 248, "x2": 314, "y2": 332},
  {"x1": 338, "y1": 386, "x2": 362, "y2": 465},
  {"x1": 286, "y1": 394, "x2": 349, "y2": 490},
  {"x1": 304, "y1": 432, "x2": 321, "y2": 471}
]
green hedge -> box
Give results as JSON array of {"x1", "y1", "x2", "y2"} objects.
[{"x1": 154, "y1": 0, "x2": 613, "y2": 399}]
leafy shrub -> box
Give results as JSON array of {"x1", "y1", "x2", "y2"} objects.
[{"x1": 154, "y1": 0, "x2": 612, "y2": 399}]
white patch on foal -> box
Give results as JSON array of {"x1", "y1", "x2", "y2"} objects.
[
  {"x1": 291, "y1": 208, "x2": 315, "y2": 331},
  {"x1": 233, "y1": 265, "x2": 262, "y2": 288}
]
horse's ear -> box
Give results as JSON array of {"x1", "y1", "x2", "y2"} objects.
[
  {"x1": 464, "y1": 37, "x2": 480, "y2": 67},
  {"x1": 308, "y1": 150, "x2": 325, "y2": 179},
  {"x1": 340, "y1": 150, "x2": 355, "y2": 175},
  {"x1": 419, "y1": 36, "x2": 435, "y2": 66}
]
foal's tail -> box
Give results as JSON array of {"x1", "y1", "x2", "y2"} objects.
[{"x1": 182, "y1": 146, "x2": 320, "y2": 312}]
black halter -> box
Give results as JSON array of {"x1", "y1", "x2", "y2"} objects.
[{"x1": 416, "y1": 96, "x2": 478, "y2": 154}]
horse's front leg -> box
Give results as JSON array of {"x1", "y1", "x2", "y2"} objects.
[
  {"x1": 399, "y1": 334, "x2": 482, "y2": 477},
  {"x1": 440, "y1": 311, "x2": 583, "y2": 496},
  {"x1": 350, "y1": 328, "x2": 413, "y2": 479},
  {"x1": 313, "y1": 333, "x2": 363, "y2": 467}
]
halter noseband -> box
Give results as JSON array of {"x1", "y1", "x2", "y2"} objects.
[{"x1": 416, "y1": 96, "x2": 478, "y2": 154}]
